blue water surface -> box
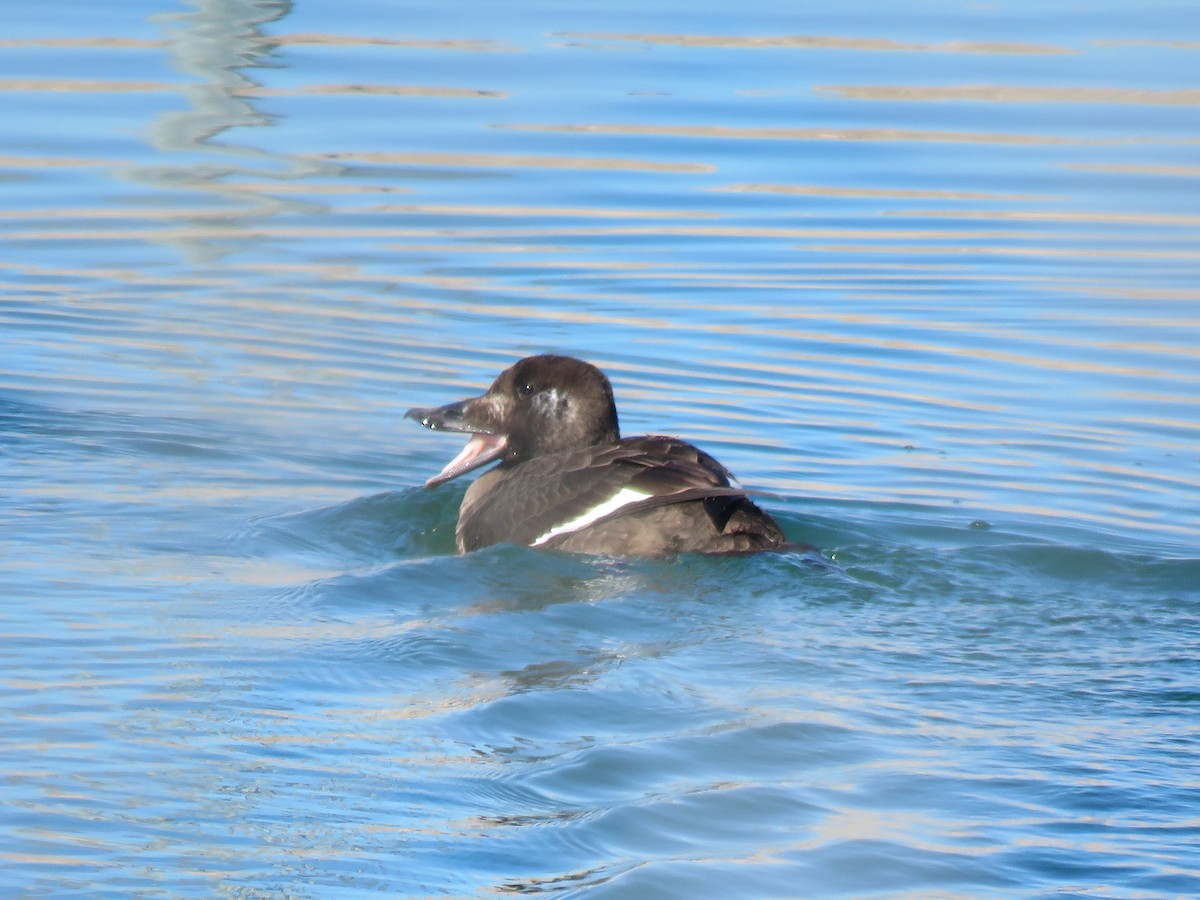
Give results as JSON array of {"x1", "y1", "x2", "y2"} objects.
[{"x1": 2, "y1": 0, "x2": 1199, "y2": 896}]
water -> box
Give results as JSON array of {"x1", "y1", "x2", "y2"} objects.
[{"x1": 3, "y1": 0, "x2": 1199, "y2": 896}]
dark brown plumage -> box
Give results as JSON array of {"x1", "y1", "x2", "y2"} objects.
[{"x1": 405, "y1": 355, "x2": 786, "y2": 557}]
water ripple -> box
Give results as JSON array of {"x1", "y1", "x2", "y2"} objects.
[{"x1": 5, "y1": 2, "x2": 1200, "y2": 896}]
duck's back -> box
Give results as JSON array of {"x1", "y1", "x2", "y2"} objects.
[
  {"x1": 455, "y1": 435, "x2": 785, "y2": 556},
  {"x1": 545, "y1": 495, "x2": 784, "y2": 556}
]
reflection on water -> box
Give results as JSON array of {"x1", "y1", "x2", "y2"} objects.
[
  {"x1": 2, "y1": 0, "x2": 1199, "y2": 896},
  {"x1": 554, "y1": 31, "x2": 1076, "y2": 55}
]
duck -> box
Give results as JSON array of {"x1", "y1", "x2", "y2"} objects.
[{"x1": 405, "y1": 354, "x2": 787, "y2": 556}]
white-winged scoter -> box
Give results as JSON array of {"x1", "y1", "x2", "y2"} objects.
[{"x1": 405, "y1": 355, "x2": 786, "y2": 556}]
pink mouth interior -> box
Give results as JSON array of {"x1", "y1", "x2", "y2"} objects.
[{"x1": 426, "y1": 433, "x2": 508, "y2": 487}]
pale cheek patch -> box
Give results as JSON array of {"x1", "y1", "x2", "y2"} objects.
[
  {"x1": 530, "y1": 487, "x2": 652, "y2": 547},
  {"x1": 534, "y1": 388, "x2": 566, "y2": 417}
]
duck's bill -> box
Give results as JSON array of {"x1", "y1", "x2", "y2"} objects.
[
  {"x1": 405, "y1": 399, "x2": 508, "y2": 488},
  {"x1": 422, "y1": 433, "x2": 507, "y2": 487},
  {"x1": 404, "y1": 398, "x2": 488, "y2": 433}
]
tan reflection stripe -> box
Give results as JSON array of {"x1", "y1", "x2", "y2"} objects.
[
  {"x1": 219, "y1": 182, "x2": 412, "y2": 194},
  {"x1": 370, "y1": 203, "x2": 718, "y2": 219},
  {"x1": 1091, "y1": 39, "x2": 1200, "y2": 51},
  {"x1": 0, "y1": 79, "x2": 503, "y2": 98},
  {"x1": 555, "y1": 32, "x2": 1072, "y2": 55},
  {"x1": 0, "y1": 260, "x2": 1099, "y2": 286},
  {"x1": 812, "y1": 244, "x2": 1200, "y2": 260},
  {"x1": 818, "y1": 84, "x2": 1200, "y2": 106},
  {"x1": 0, "y1": 79, "x2": 173, "y2": 92},
  {"x1": 0, "y1": 224, "x2": 1128, "y2": 241},
  {"x1": 274, "y1": 33, "x2": 516, "y2": 51},
  {"x1": 244, "y1": 84, "x2": 506, "y2": 98},
  {"x1": 0, "y1": 37, "x2": 165, "y2": 48},
  {"x1": 0, "y1": 34, "x2": 515, "y2": 52},
  {"x1": 886, "y1": 209, "x2": 1200, "y2": 226},
  {"x1": 0, "y1": 208, "x2": 276, "y2": 221},
  {"x1": 0, "y1": 155, "x2": 114, "y2": 167},
  {"x1": 1063, "y1": 163, "x2": 1200, "y2": 178},
  {"x1": 497, "y1": 123, "x2": 1075, "y2": 145},
  {"x1": 712, "y1": 183, "x2": 1056, "y2": 201},
  {"x1": 1088, "y1": 288, "x2": 1200, "y2": 301},
  {"x1": 310, "y1": 151, "x2": 713, "y2": 173}
]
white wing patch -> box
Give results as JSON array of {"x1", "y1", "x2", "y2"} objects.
[{"x1": 529, "y1": 487, "x2": 652, "y2": 547}]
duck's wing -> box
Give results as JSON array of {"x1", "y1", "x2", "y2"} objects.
[{"x1": 456, "y1": 436, "x2": 753, "y2": 552}]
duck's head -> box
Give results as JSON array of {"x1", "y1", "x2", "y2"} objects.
[{"x1": 405, "y1": 354, "x2": 621, "y2": 487}]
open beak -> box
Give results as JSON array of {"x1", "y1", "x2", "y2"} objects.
[{"x1": 405, "y1": 398, "x2": 508, "y2": 488}]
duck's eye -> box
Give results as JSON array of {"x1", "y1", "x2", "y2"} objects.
[{"x1": 518, "y1": 383, "x2": 535, "y2": 399}]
